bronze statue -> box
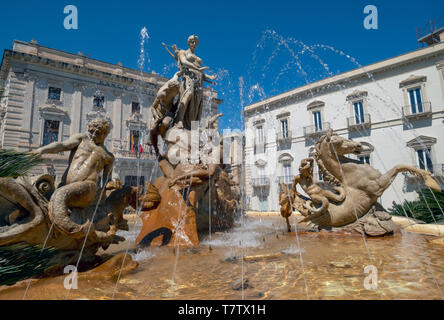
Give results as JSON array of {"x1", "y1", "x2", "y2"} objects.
[{"x1": 138, "y1": 37, "x2": 239, "y2": 247}]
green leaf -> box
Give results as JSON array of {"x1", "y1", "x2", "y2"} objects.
[
  {"x1": 0, "y1": 243, "x2": 59, "y2": 286},
  {"x1": 389, "y1": 188, "x2": 444, "y2": 224},
  {"x1": 0, "y1": 149, "x2": 42, "y2": 178}
]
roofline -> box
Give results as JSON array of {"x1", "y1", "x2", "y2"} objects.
[
  {"x1": 244, "y1": 42, "x2": 444, "y2": 114},
  {"x1": 0, "y1": 41, "x2": 223, "y2": 104},
  {"x1": 418, "y1": 26, "x2": 444, "y2": 43},
  {"x1": 9, "y1": 40, "x2": 168, "y2": 83}
]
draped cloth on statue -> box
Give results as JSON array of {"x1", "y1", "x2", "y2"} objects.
[{"x1": 180, "y1": 68, "x2": 204, "y2": 130}]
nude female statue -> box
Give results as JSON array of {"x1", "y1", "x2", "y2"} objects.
[{"x1": 175, "y1": 35, "x2": 216, "y2": 129}]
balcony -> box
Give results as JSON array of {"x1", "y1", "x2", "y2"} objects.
[
  {"x1": 347, "y1": 114, "x2": 371, "y2": 131},
  {"x1": 46, "y1": 98, "x2": 63, "y2": 106},
  {"x1": 430, "y1": 164, "x2": 444, "y2": 178},
  {"x1": 252, "y1": 177, "x2": 270, "y2": 188},
  {"x1": 303, "y1": 122, "x2": 331, "y2": 139},
  {"x1": 277, "y1": 175, "x2": 295, "y2": 185},
  {"x1": 116, "y1": 150, "x2": 157, "y2": 160},
  {"x1": 276, "y1": 130, "x2": 292, "y2": 143},
  {"x1": 254, "y1": 136, "x2": 266, "y2": 154},
  {"x1": 402, "y1": 101, "x2": 432, "y2": 121}
]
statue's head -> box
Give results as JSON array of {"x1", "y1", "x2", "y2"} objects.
[
  {"x1": 88, "y1": 118, "x2": 111, "y2": 145},
  {"x1": 187, "y1": 35, "x2": 199, "y2": 51},
  {"x1": 325, "y1": 129, "x2": 362, "y2": 156},
  {"x1": 299, "y1": 158, "x2": 314, "y2": 175}
]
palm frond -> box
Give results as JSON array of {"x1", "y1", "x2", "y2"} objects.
[
  {"x1": 0, "y1": 243, "x2": 59, "y2": 286},
  {"x1": 389, "y1": 188, "x2": 444, "y2": 224},
  {"x1": 0, "y1": 149, "x2": 42, "y2": 178}
]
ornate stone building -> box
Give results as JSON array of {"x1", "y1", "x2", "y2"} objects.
[
  {"x1": 0, "y1": 40, "x2": 221, "y2": 185},
  {"x1": 244, "y1": 34, "x2": 444, "y2": 212}
]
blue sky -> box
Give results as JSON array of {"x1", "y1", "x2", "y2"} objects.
[{"x1": 1, "y1": 0, "x2": 443, "y2": 130}]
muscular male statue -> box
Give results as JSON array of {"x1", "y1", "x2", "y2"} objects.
[{"x1": 34, "y1": 118, "x2": 118, "y2": 238}]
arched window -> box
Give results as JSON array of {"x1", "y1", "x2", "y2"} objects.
[{"x1": 357, "y1": 142, "x2": 374, "y2": 165}]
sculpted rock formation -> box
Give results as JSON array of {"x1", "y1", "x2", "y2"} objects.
[
  {"x1": 0, "y1": 118, "x2": 139, "y2": 265},
  {"x1": 280, "y1": 129, "x2": 441, "y2": 236},
  {"x1": 138, "y1": 35, "x2": 239, "y2": 247}
]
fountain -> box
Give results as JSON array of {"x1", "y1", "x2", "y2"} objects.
[{"x1": 0, "y1": 30, "x2": 443, "y2": 301}]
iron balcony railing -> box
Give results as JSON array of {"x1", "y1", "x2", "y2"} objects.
[
  {"x1": 347, "y1": 113, "x2": 371, "y2": 129},
  {"x1": 303, "y1": 122, "x2": 331, "y2": 137},
  {"x1": 433, "y1": 164, "x2": 444, "y2": 177},
  {"x1": 252, "y1": 177, "x2": 270, "y2": 187},
  {"x1": 277, "y1": 175, "x2": 295, "y2": 185},
  {"x1": 116, "y1": 150, "x2": 158, "y2": 160},
  {"x1": 46, "y1": 98, "x2": 63, "y2": 106},
  {"x1": 254, "y1": 136, "x2": 267, "y2": 154},
  {"x1": 276, "y1": 130, "x2": 292, "y2": 143},
  {"x1": 402, "y1": 101, "x2": 432, "y2": 119}
]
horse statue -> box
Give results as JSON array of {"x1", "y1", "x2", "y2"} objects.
[{"x1": 298, "y1": 130, "x2": 441, "y2": 232}]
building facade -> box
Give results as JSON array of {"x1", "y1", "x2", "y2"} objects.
[
  {"x1": 244, "y1": 37, "x2": 444, "y2": 212},
  {"x1": 0, "y1": 40, "x2": 221, "y2": 186}
]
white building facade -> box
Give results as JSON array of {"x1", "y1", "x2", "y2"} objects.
[
  {"x1": 244, "y1": 39, "x2": 444, "y2": 212},
  {"x1": 0, "y1": 40, "x2": 221, "y2": 186}
]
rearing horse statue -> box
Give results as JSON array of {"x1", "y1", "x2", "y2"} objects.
[{"x1": 301, "y1": 130, "x2": 441, "y2": 228}]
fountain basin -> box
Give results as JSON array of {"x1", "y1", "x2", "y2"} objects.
[{"x1": 0, "y1": 213, "x2": 442, "y2": 300}]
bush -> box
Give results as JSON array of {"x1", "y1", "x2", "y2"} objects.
[{"x1": 389, "y1": 188, "x2": 444, "y2": 224}]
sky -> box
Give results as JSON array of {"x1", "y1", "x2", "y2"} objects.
[{"x1": 1, "y1": 0, "x2": 443, "y2": 130}]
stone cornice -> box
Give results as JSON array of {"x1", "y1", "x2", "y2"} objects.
[
  {"x1": 399, "y1": 75, "x2": 427, "y2": 88},
  {"x1": 1, "y1": 49, "x2": 163, "y2": 94},
  {"x1": 1, "y1": 48, "x2": 223, "y2": 104},
  {"x1": 39, "y1": 104, "x2": 69, "y2": 121}
]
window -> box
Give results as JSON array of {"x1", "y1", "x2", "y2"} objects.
[
  {"x1": 256, "y1": 126, "x2": 264, "y2": 144},
  {"x1": 408, "y1": 87, "x2": 423, "y2": 114},
  {"x1": 280, "y1": 119, "x2": 289, "y2": 139},
  {"x1": 130, "y1": 130, "x2": 141, "y2": 155},
  {"x1": 124, "y1": 175, "x2": 145, "y2": 188},
  {"x1": 132, "y1": 102, "x2": 141, "y2": 114},
  {"x1": 283, "y1": 164, "x2": 292, "y2": 184},
  {"x1": 48, "y1": 87, "x2": 61, "y2": 101},
  {"x1": 93, "y1": 95, "x2": 105, "y2": 110},
  {"x1": 313, "y1": 111, "x2": 322, "y2": 132},
  {"x1": 259, "y1": 167, "x2": 266, "y2": 184},
  {"x1": 416, "y1": 148, "x2": 433, "y2": 173},
  {"x1": 42, "y1": 120, "x2": 60, "y2": 146},
  {"x1": 353, "y1": 101, "x2": 365, "y2": 124},
  {"x1": 359, "y1": 155, "x2": 370, "y2": 165}
]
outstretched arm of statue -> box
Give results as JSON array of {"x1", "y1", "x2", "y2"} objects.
[
  {"x1": 33, "y1": 133, "x2": 85, "y2": 155},
  {"x1": 162, "y1": 43, "x2": 178, "y2": 61},
  {"x1": 204, "y1": 73, "x2": 217, "y2": 81}
]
